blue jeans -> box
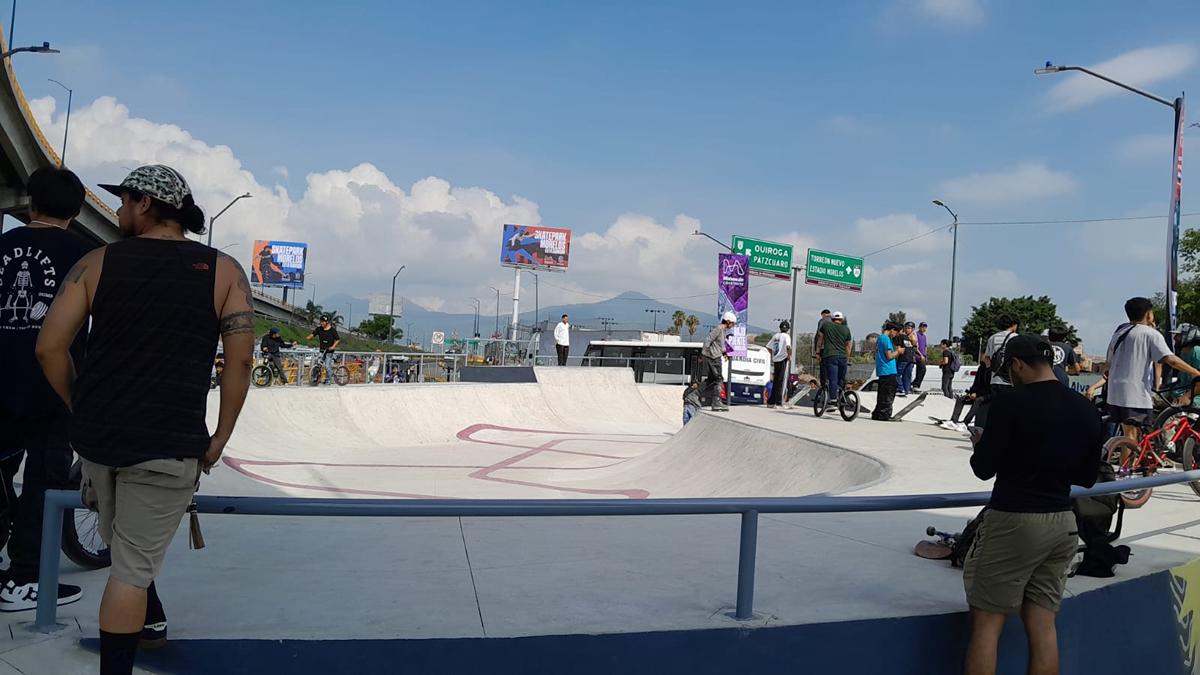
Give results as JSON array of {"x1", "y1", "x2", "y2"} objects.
[
  {"x1": 822, "y1": 356, "x2": 848, "y2": 397},
  {"x1": 899, "y1": 361, "x2": 914, "y2": 394},
  {"x1": 683, "y1": 404, "x2": 698, "y2": 425},
  {"x1": 322, "y1": 351, "x2": 336, "y2": 383}
]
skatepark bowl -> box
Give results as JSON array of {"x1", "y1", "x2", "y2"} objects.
[{"x1": 18, "y1": 368, "x2": 1200, "y2": 674}]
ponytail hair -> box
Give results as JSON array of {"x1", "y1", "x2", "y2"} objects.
[{"x1": 125, "y1": 190, "x2": 207, "y2": 235}]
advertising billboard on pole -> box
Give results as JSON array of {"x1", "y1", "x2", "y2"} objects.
[
  {"x1": 718, "y1": 253, "x2": 749, "y2": 357},
  {"x1": 804, "y1": 248, "x2": 864, "y2": 293},
  {"x1": 500, "y1": 224, "x2": 571, "y2": 270},
  {"x1": 250, "y1": 240, "x2": 307, "y2": 288}
]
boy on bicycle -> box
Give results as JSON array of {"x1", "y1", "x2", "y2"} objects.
[
  {"x1": 306, "y1": 315, "x2": 341, "y2": 385},
  {"x1": 260, "y1": 327, "x2": 293, "y2": 384}
]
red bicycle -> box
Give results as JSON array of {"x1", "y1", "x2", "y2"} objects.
[{"x1": 1105, "y1": 405, "x2": 1200, "y2": 508}]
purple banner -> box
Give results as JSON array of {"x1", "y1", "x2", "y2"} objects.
[{"x1": 718, "y1": 253, "x2": 749, "y2": 357}]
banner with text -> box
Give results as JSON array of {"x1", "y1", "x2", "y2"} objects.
[
  {"x1": 251, "y1": 240, "x2": 307, "y2": 289},
  {"x1": 500, "y1": 224, "x2": 571, "y2": 270},
  {"x1": 717, "y1": 253, "x2": 749, "y2": 357},
  {"x1": 733, "y1": 235, "x2": 793, "y2": 280},
  {"x1": 804, "y1": 248, "x2": 863, "y2": 293}
]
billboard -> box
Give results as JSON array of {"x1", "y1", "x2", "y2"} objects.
[
  {"x1": 804, "y1": 248, "x2": 863, "y2": 293},
  {"x1": 251, "y1": 240, "x2": 307, "y2": 288},
  {"x1": 717, "y1": 253, "x2": 749, "y2": 358},
  {"x1": 732, "y1": 235, "x2": 793, "y2": 280},
  {"x1": 500, "y1": 224, "x2": 571, "y2": 270},
  {"x1": 368, "y1": 294, "x2": 402, "y2": 318}
]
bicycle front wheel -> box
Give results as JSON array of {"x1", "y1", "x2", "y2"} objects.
[
  {"x1": 333, "y1": 366, "x2": 350, "y2": 386},
  {"x1": 1181, "y1": 437, "x2": 1200, "y2": 498},
  {"x1": 63, "y1": 460, "x2": 111, "y2": 569},
  {"x1": 309, "y1": 366, "x2": 323, "y2": 386},
  {"x1": 813, "y1": 388, "x2": 829, "y2": 417},
  {"x1": 1104, "y1": 436, "x2": 1153, "y2": 508},
  {"x1": 839, "y1": 390, "x2": 860, "y2": 422},
  {"x1": 252, "y1": 365, "x2": 273, "y2": 388}
]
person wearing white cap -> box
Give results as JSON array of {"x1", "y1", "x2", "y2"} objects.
[
  {"x1": 700, "y1": 312, "x2": 737, "y2": 411},
  {"x1": 815, "y1": 311, "x2": 853, "y2": 402}
]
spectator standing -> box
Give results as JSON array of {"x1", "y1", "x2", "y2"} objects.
[
  {"x1": 913, "y1": 322, "x2": 929, "y2": 390},
  {"x1": 36, "y1": 165, "x2": 255, "y2": 674},
  {"x1": 814, "y1": 309, "x2": 831, "y2": 386},
  {"x1": 766, "y1": 320, "x2": 792, "y2": 408},
  {"x1": 1105, "y1": 297, "x2": 1200, "y2": 443},
  {"x1": 963, "y1": 335, "x2": 1104, "y2": 675},
  {"x1": 554, "y1": 314, "x2": 570, "y2": 366},
  {"x1": 701, "y1": 313, "x2": 737, "y2": 412},
  {"x1": 938, "y1": 339, "x2": 959, "y2": 399},
  {"x1": 896, "y1": 322, "x2": 918, "y2": 396},
  {"x1": 0, "y1": 167, "x2": 94, "y2": 611},
  {"x1": 977, "y1": 316, "x2": 1020, "y2": 427},
  {"x1": 871, "y1": 322, "x2": 902, "y2": 421},
  {"x1": 1047, "y1": 328, "x2": 1079, "y2": 387},
  {"x1": 815, "y1": 311, "x2": 853, "y2": 399}
]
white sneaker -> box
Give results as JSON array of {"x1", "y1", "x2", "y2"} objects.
[{"x1": 0, "y1": 580, "x2": 82, "y2": 612}]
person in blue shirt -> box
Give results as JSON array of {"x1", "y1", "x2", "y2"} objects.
[{"x1": 872, "y1": 322, "x2": 904, "y2": 421}]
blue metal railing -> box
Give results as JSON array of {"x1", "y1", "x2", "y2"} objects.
[{"x1": 35, "y1": 469, "x2": 1200, "y2": 632}]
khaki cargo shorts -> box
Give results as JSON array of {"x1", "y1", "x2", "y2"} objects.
[
  {"x1": 80, "y1": 458, "x2": 201, "y2": 589},
  {"x1": 963, "y1": 509, "x2": 1078, "y2": 614}
]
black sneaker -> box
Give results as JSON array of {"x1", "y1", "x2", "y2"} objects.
[
  {"x1": 141, "y1": 620, "x2": 168, "y2": 649},
  {"x1": 0, "y1": 580, "x2": 82, "y2": 612}
]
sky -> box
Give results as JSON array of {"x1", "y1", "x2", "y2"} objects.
[{"x1": 11, "y1": 0, "x2": 1200, "y2": 353}]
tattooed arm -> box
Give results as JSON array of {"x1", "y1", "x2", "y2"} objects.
[
  {"x1": 208, "y1": 253, "x2": 256, "y2": 466},
  {"x1": 36, "y1": 248, "x2": 105, "y2": 409}
]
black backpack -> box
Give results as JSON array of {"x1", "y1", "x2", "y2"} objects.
[
  {"x1": 1071, "y1": 461, "x2": 1130, "y2": 578},
  {"x1": 950, "y1": 508, "x2": 987, "y2": 568}
]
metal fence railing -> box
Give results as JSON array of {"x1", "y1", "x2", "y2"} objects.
[
  {"x1": 34, "y1": 469, "x2": 1200, "y2": 632},
  {"x1": 247, "y1": 349, "x2": 468, "y2": 385},
  {"x1": 531, "y1": 355, "x2": 692, "y2": 384}
]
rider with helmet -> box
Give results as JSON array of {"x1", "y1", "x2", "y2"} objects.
[
  {"x1": 700, "y1": 312, "x2": 738, "y2": 412},
  {"x1": 260, "y1": 326, "x2": 293, "y2": 384},
  {"x1": 1170, "y1": 322, "x2": 1200, "y2": 403},
  {"x1": 766, "y1": 320, "x2": 793, "y2": 408},
  {"x1": 816, "y1": 311, "x2": 853, "y2": 400}
]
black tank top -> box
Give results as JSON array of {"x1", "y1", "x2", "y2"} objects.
[{"x1": 72, "y1": 238, "x2": 220, "y2": 467}]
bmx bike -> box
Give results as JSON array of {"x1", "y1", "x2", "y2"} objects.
[
  {"x1": 0, "y1": 453, "x2": 111, "y2": 570},
  {"x1": 252, "y1": 353, "x2": 292, "y2": 388},
  {"x1": 813, "y1": 384, "x2": 860, "y2": 422},
  {"x1": 308, "y1": 352, "x2": 350, "y2": 387}
]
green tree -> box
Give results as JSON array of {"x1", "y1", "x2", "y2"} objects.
[
  {"x1": 303, "y1": 300, "x2": 324, "y2": 324},
  {"x1": 356, "y1": 314, "x2": 395, "y2": 341},
  {"x1": 685, "y1": 314, "x2": 701, "y2": 337},
  {"x1": 671, "y1": 310, "x2": 686, "y2": 335},
  {"x1": 960, "y1": 295, "x2": 1077, "y2": 358},
  {"x1": 886, "y1": 310, "x2": 906, "y2": 330}
]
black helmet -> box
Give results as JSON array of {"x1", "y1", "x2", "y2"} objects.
[
  {"x1": 779, "y1": 320, "x2": 791, "y2": 332},
  {"x1": 320, "y1": 315, "x2": 330, "y2": 322},
  {"x1": 1176, "y1": 323, "x2": 1200, "y2": 349},
  {"x1": 269, "y1": 326, "x2": 280, "y2": 335}
]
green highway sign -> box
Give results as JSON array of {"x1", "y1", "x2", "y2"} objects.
[
  {"x1": 804, "y1": 248, "x2": 864, "y2": 293},
  {"x1": 732, "y1": 235, "x2": 793, "y2": 280}
]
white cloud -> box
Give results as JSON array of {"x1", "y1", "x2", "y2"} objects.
[
  {"x1": 938, "y1": 162, "x2": 1078, "y2": 205},
  {"x1": 1042, "y1": 44, "x2": 1197, "y2": 112},
  {"x1": 854, "y1": 214, "x2": 951, "y2": 256},
  {"x1": 1114, "y1": 134, "x2": 1173, "y2": 162},
  {"x1": 914, "y1": 0, "x2": 984, "y2": 27}
]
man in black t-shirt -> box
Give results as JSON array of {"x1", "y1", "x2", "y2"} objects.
[
  {"x1": 0, "y1": 168, "x2": 93, "y2": 611},
  {"x1": 306, "y1": 316, "x2": 341, "y2": 385},
  {"x1": 260, "y1": 327, "x2": 292, "y2": 384},
  {"x1": 1047, "y1": 327, "x2": 1079, "y2": 387},
  {"x1": 963, "y1": 334, "x2": 1102, "y2": 675}
]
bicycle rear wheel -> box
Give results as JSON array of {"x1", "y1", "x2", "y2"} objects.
[
  {"x1": 813, "y1": 388, "x2": 829, "y2": 417},
  {"x1": 839, "y1": 390, "x2": 860, "y2": 422},
  {"x1": 309, "y1": 365, "x2": 323, "y2": 386},
  {"x1": 1181, "y1": 437, "x2": 1200, "y2": 498},
  {"x1": 251, "y1": 365, "x2": 273, "y2": 388},
  {"x1": 62, "y1": 460, "x2": 111, "y2": 569},
  {"x1": 1103, "y1": 436, "x2": 1153, "y2": 508}
]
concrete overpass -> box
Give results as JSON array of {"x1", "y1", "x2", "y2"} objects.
[{"x1": 0, "y1": 33, "x2": 300, "y2": 323}]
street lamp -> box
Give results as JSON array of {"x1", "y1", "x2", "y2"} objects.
[
  {"x1": 47, "y1": 79, "x2": 71, "y2": 166},
  {"x1": 206, "y1": 192, "x2": 252, "y2": 247},
  {"x1": 488, "y1": 286, "x2": 501, "y2": 337},
  {"x1": 932, "y1": 199, "x2": 959, "y2": 340},
  {"x1": 644, "y1": 308, "x2": 667, "y2": 332},
  {"x1": 1, "y1": 42, "x2": 58, "y2": 59},
  {"x1": 468, "y1": 298, "x2": 481, "y2": 338},
  {"x1": 1035, "y1": 60, "x2": 1186, "y2": 332},
  {"x1": 388, "y1": 265, "x2": 406, "y2": 344},
  {"x1": 691, "y1": 229, "x2": 733, "y2": 252}
]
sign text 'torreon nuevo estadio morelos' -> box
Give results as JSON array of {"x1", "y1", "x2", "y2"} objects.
[
  {"x1": 804, "y1": 248, "x2": 864, "y2": 293},
  {"x1": 732, "y1": 235, "x2": 793, "y2": 280}
]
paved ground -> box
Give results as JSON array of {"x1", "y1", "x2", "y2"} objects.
[{"x1": 4, "y1": 372, "x2": 1199, "y2": 672}]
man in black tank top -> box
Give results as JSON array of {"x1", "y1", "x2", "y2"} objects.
[
  {"x1": 0, "y1": 168, "x2": 94, "y2": 612},
  {"x1": 36, "y1": 165, "x2": 255, "y2": 674}
]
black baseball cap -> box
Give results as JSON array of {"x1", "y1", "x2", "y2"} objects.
[
  {"x1": 1005, "y1": 334, "x2": 1053, "y2": 362},
  {"x1": 918, "y1": 322, "x2": 928, "y2": 328},
  {"x1": 320, "y1": 315, "x2": 330, "y2": 322}
]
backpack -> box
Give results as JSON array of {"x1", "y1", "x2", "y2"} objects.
[
  {"x1": 948, "y1": 350, "x2": 961, "y2": 373},
  {"x1": 1071, "y1": 460, "x2": 1131, "y2": 578},
  {"x1": 988, "y1": 333, "x2": 1016, "y2": 382},
  {"x1": 950, "y1": 507, "x2": 987, "y2": 568}
]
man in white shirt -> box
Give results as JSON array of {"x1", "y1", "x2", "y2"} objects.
[
  {"x1": 766, "y1": 320, "x2": 793, "y2": 408},
  {"x1": 554, "y1": 314, "x2": 570, "y2": 366}
]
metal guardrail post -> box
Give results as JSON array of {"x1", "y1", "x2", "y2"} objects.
[
  {"x1": 735, "y1": 509, "x2": 759, "y2": 620},
  {"x1": 35, "y1": 491, "x2": 72, "y2": 632}
]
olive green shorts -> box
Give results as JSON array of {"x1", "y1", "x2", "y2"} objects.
[
  {"x1": 81, "y1": 458, "x2": 201, "y2": 589},
  {"x1": 962, "y1": 509, "x2": 1078, "y2": 614}
]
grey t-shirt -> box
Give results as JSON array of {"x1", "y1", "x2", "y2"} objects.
[
  {"x1": 702, "y1": 325, "x2": 725, "y2": 360},
  {"x1": 1106, "y1": 323, "x2": 1172, "y2": 409},
  {"x1": 984, "y1": 330, "x2": 1016, "y2": 386}
]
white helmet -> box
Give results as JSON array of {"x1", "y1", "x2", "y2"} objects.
[{"x1": 722, "y1": 311, "x2": 738, "y2": 324}]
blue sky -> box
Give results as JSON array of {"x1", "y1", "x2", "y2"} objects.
[{"x1": 13, "y1": 0, "x2": 1200, "y2": 351}]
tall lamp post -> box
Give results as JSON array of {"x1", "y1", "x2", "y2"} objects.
[
  {"x1": 206, "y1": 192, "x2": 252, "y2": 247},
  {"x1": 931, "y1": 199, "x2": 959, "y2": 341},
  {"x1": 1035, "y1": 61, "x2": 1185, "y2": 333},
  {"x1": 488, "y1": 286, "x2": 501, "y2": 337},
  {"x1": 47, "y1": 78, "x2": 71, "y2": 166},
  {"x1": 468, "y1": 298, "x2": 481, "y2": 337},
  {"x1": 388, "y1": 265, "x2": 406, "y2": 344},
  {"x1": 1, "y1": 41, "x2": 58, "y2": 59},
  {"x1": 644, "y1": 308, "x2": 667, "y2": 333}
]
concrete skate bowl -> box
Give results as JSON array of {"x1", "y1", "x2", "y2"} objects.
[{"x1": 210, "y1": 368, "x2": 884, "y2": 499}]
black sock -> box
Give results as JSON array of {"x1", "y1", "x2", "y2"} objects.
[
  {"x1": 99, "y1": 629, "x2": 140, "y2": 675},
  {"x1": 145, "y1": 581, "x2": 166, "y2": 625}
]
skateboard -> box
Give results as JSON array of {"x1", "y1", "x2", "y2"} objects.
[
  {"x1": 890, "y1": 391, "x2": 928, "y2": 421},
  {"x1": 914, "y1": 526, "x2": 958, "y2": 560}
]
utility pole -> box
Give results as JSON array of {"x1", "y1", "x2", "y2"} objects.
[{"x1": 598, "y1": 317, "x2": 616, "y2": 337}]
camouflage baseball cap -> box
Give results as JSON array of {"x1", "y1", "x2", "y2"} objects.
[{"x1": 98, "y1": 164, "x2": 192, "y2": 209}]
